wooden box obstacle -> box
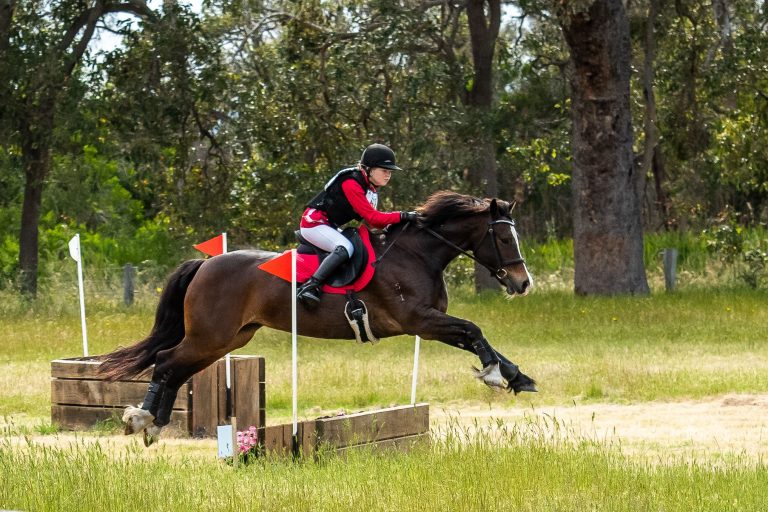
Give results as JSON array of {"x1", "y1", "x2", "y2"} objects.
[
  {"x1": 51, "y1": 355, "x2": 265, "y2": 437},
  {"x1": 51, "y1": 354, "x2": 429, "y2": 455},
  {"x1": 261, "y1": 403, "x2": 430, "y2": 456}
]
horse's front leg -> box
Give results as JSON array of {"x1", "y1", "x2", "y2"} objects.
[{"x1": 410, "y1": 308, "x2": 536, "y2": 394}]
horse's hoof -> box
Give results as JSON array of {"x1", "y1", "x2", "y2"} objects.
[
  {"x1": 122, "y1": 405, "x2": 154, "y2": 435},
  {"x1": 143, "y1": 424, "x2": 163, "y2": 447},
  {"x1": 512, "y1": 382, "x2": 538, "y2": 395},
  {"x1": 472, "y1": 363, "x2": 507, "y2": 390}
]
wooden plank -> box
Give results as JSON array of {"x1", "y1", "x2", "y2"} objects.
[
  {"x1": 51, "y1": 359, "x2": 153, "y2": 381},
  {"x1": 190, "y1": 363, "x2": 219, "y2": 437},
  {"x1": 315, "y1": 404, "x2": 429, "y2": 448},
  {"x1": 262, "y1": 420, "x2": 317, "y2": 456},
  {"x1": 232, "y1": 356, "x2": 265, "y2": 432},
  {"x1": 298, "y1": 420, "x2": 318, "y2": 456},
  {"x1": 51, "y1": 379, "x2": 189, "y2": 410},
  {"x1": 262, "y1": 424, "x2": 292, "y2": 456},
  {"x1": 52, "y1": 405, "x2": 188, "y2": 432},
  {"x1": 335, "y1": 432, "x2": 430, "y2": 455}
]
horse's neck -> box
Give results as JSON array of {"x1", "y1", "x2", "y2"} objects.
[{"x1": 392, "y1": 221, "x2": 480, "y2": 272}]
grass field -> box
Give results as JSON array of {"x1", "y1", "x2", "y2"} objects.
[
  {"x1": 2, "y1": 287, "x2": 766, "y2": 422},
  {"x1": 1, "y1": 422, "x2": 767, "y2": 511},
  {"x1": 1, "y1": 283, "x2": 767, "y2": 510}
]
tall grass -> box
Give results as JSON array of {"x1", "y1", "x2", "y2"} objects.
[{"x1": 1, "y1": 420, "x2": 766, "y2": 511}]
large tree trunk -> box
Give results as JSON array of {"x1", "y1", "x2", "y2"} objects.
[
  {"x1": 561, "y1": 0, "x2": 649, "y2": 295},
  {"x1": 466, "y1": 0, "x2": 502, "y2": 292}
]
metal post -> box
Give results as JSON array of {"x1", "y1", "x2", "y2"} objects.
[
  {"x1": 663, "y1": 248, "x2": 678, "y2": 292},
  {"x1": 123, "y1": 264, "x2": 135, "y2": 306}
]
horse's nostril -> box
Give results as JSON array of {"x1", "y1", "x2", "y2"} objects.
[{"x1": 520, "y1": 280, "x2": 530, "y2": 293}]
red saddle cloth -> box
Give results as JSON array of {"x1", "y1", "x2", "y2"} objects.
[{"x1": 258, "y1": 225, "x2": 377, "y2": 294}]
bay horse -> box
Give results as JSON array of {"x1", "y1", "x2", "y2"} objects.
[{"x1": 98, "y1": 191, "x2": 536, "y2": 445}]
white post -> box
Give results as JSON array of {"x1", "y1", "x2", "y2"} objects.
[
  {"x1": 222, "y1": 233, "x2": 232, "y2": 417},
  {"x1": 291, "y1": 249, "x2": 298, "y2": 437},
  {"x1": 68, "y1": 234, "x2": 89, "y2": 357},
  {"x1": 410, "y1": 335, "x2": 421, "y2": 405}
]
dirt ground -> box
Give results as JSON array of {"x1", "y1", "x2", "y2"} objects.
[
  {"x1": 8, "y1": 394, "x2": 768, "y2": 462},
  {"x1": 431, "y1": 393, "x2": 768, "y2": 462}
]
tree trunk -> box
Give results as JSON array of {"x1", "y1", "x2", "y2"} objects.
[
  {"x1": 19, "y1": 113, "x2": 52, "y2": 296},
  {"x1": 465, "y1": 0, "x2": 502, "y2": 292},
  {"x1": 19, "y1": 161, "x2": 46, "y2": 296},
  {"x1": 641, "y1": 0, "x2": 670, "y2": 229},
  {"x1": 561, "y1": 0, "x2": 650, "y2": 295}
]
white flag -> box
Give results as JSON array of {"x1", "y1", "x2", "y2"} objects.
[{"x1": 68, "y1": 234, "x2": 81, "y2": 263}]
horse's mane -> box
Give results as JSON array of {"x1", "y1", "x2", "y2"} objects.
[{"x1": 415, "y1": 190, "x2": 510, "y2": 226}]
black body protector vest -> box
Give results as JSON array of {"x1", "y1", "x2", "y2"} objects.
[{"x1": 306, "y1": 168, "x2": 378, "y2": 227}]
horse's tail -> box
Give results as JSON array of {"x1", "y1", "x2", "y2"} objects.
[{"x1": 97, "y1": 259, "x2": 206, "y2": 381}]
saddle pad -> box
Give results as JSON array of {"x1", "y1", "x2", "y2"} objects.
[{"x1": 259, "y1": 225, "x2": 377, "y2": 294}]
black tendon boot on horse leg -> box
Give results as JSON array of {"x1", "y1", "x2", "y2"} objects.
[
  {"x1": 143, "y1": 376, "x2": 182, "y2": 446},
  {"x1": 493, "y1": 350, "x2": 537, "y2": 394},
  {"x1": 296, "y1": 245, "x2": 350, "y2": 306}
]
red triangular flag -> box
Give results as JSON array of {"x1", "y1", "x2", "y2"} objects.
[
  {"x1": 258, "y1": 251, "x2": 294, "y2": 282},
  {"x1": 194, "y1": 234, "x2": 224, "y2": 257}
]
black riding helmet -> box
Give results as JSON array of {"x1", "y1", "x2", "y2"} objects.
[{"x1": 360, "y1": 143, "x2": 403, "y2": 171}]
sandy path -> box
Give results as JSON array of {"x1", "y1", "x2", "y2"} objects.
[{"x1": 431, "y1": 394, "x2": 768, "y2": 461}]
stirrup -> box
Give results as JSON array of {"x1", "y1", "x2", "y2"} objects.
[{"x1": 297, "y1": 281, "x2": 322, "y2": 304}]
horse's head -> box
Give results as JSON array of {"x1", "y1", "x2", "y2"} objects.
[
  {"x1": 472, "y1": 198, "x2": 533, "y2": 296},
  {"x1": 416, "y1": 191, "x2": 533, "y2": 296}
]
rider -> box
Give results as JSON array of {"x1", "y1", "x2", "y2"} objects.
[{"x1": 296, "y1": 143, "x2": 418, "y2": 305}]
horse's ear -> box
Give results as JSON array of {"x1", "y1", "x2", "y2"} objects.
[{"x1": 490, "y1": 199, "x2": 500, "y2": 218}]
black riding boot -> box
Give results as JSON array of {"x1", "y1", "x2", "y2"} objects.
[{"x1": 297, "y1": 246, "x2": 350, "y2": 305}]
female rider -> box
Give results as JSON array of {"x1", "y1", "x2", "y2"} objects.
[{"x1": 296, "y1": 143, "x2": 418, "y2": 305}]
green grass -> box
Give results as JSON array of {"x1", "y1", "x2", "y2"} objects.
[
  {"x1": 1, "y1": 282, "x2": 767, "y2": 510},
  {"x1": 1, "y1": 287, "x2": 766, "y2": 422},
  {"x1": 1, "y1": 423, "x2": 766, "y2": 512}
]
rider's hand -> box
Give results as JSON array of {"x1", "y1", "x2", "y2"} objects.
[{"x1": 400, "y1": 211, "x2": 419, "y2": 224}]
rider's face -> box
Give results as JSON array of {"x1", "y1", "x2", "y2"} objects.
[{"x1": 368, "y1": 167, "x2": 392, "y2": 187}]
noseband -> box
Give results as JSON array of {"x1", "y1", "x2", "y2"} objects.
[{"x1": 425, "y1": 219, "x2": 525, "y2": 282}]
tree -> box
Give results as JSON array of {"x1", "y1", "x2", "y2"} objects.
[
  {"x1": 559, "y1": 0, "x2": 650, "y2": 295},
  {"x1": 0, "y1": 0, "x2": 153, "y2": 296}
]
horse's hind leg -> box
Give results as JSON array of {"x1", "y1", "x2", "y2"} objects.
[{"x1": 125, "y1": 325, "x2": 260, "y2": 445}]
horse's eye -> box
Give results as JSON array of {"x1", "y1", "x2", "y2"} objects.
[{"x1": 500, "y1": 238, "x2": 511, "y2": 245}]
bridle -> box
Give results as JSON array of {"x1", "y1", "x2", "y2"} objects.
[{"x1": 424, "y1": 219, "x2": 525, "y2": 282}]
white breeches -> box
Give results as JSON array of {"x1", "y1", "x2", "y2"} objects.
[{"x1": 300, "y1": 225, "x2": 355, "y2": 256}]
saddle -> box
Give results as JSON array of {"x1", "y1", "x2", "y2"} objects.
[{"x1": 292, "y1": 225, "x2": 376, "y2": 292}]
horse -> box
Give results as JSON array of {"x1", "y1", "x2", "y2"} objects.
[{"x1": 98, "y1": 190, "x2": 537, "y2": 445}]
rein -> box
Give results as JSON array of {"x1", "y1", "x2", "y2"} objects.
[
  {"x1": 372, "y1": 219, "x2": 525, "y2": 283},
  {"x1": 425, "y1": 220, "x2": 524, "y2": 281},
  {"x1": 371, "y1": 221, "x2": 411, "y2": 267}
]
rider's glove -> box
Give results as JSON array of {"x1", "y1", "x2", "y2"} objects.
[{"x1": 400, "y1": 211, "x2": 419, "y2": 224}]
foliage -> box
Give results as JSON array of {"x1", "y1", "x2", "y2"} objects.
[
  {"x1": 701, "y1": 211, "x2": 768, "y2": 288},
  {"x1": 2, "y1": 0, "x2": 768, "y2": 292}
]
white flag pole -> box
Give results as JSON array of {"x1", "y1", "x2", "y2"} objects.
[
  {"x1": 221, "y1": 233, "x2": 233, "y2": 418},
  {"x1": 291, "y1": 249, "x2": 298, "y2": 439},
  {"x1": 410, "y1": 336, "x2": 421, "y2": 405},
  {"x1": 68, "y1": 234, "x2": 88, "y2": 357}
]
